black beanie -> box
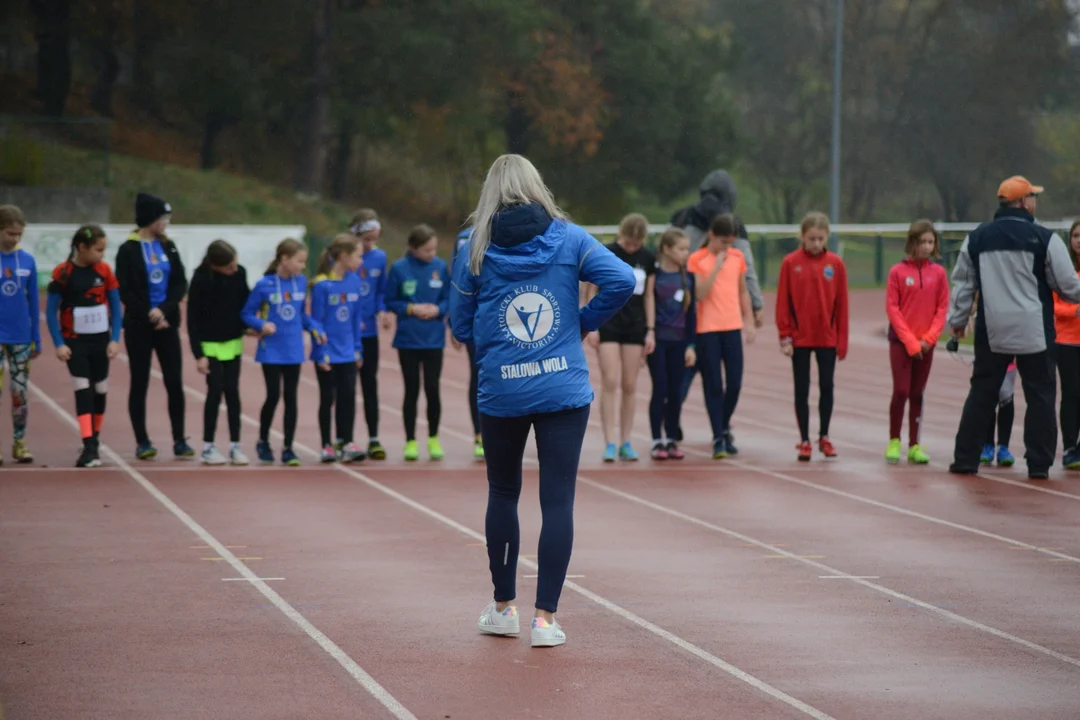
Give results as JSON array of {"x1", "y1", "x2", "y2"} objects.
[{"x1": 135, "y1": 192, "x2": 172, "y2": 228}]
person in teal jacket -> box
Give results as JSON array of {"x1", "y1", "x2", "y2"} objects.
[
  {"x1": 449, "y1": 153, "x2": 635, "y2": 649},
  {"x1": 241, "y1": 238, "x2": 323, "y2": 466},
  {"x1": 310, "y1": 234, "x2": 365, "y2": 464},
  {"x1": 385, "y1": 223, "x2": 450, "y2": 461}
]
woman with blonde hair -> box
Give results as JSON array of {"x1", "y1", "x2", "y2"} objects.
[{"x1": 450, "y1": 154, "x2": 635, "y2": 648}]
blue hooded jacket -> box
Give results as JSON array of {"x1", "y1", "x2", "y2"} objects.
[
  {"x1": 449, "y1": 203, "x2": 635, "y2": 418},
  {"x1": 241, "y1": 272, "x2": 322, "y2": 365}
]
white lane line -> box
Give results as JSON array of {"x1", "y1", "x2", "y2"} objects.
[
  {"x1": 28, "y1": 381, "x2": 417, "y2": 720},
  {"x1": 223, "y1": 577, "x2": 286, "y2": 582},
  {"x1": 578, "y1": 475, "x2": 1080, "y2": 670},
  {"x1": 818, "y1": 576, "x2": 881, "y2": 580},
  {"x1": 118, "y1": 351, "x2": 835, "y2": 719}
]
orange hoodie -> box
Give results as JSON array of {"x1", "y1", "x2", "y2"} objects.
[
  {"x1": 886, "y1": 258, "x2": 949, "y2": 357},
  {"x1": 1054, "y1": 270, "x2": 1080, "y2": 345}
]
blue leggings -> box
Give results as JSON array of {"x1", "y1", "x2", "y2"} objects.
[
  {"x1": 647, "y1": 340, "x2": 688, "y2": 440},
  {"x1": 481, "y1": 404, "x2": 590, "y2": 613},
  {"x1": 681, "y1": 330, "x2": 743, "y2": 441}
]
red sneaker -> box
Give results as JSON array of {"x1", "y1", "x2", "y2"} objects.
[
  {"x1": 796, "y1": 441, "x2": 812, "y2": 462},
  {"x1": 651, "y1": 444, "x2": 669, "y2": 460},
  {"x1": 818, "y1": 436, "x2": 837, "y2": 458},
  {"x1": 665, "y1": 442, "x2": 684, "y2": 460}
]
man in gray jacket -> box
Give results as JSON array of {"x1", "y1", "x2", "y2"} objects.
[{"x1": 947, "y1": 176, "x2": 1080, "y2": 478}]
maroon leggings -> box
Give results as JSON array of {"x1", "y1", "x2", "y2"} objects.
[{"x1": 889, "y1": 341, "x2": 934, "y2": 445}]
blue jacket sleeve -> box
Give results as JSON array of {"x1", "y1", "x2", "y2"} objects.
[
  {"x1": 302, "y1": 308, "x2": 322, "y2": 336},
  {"x1": 578, "y1": 236, "x2": 636, "y2": 332},
  {"x1": 376, "y1": 255, "x2": 388, "y2": 314},
  {"x1": 108, "y1": 288, "x2": 123, "y2": 343},
  {"x1": 353, "y1": 285, "x2": 364, "y2": 359},
  {"x1": 46, "y1": 292, "x2": 64, "y2": 348},
  {"x1": 437, "y1": 263, "x2": 451, "y2": 320},
  {"x1": 27, "y1": 256, "x2": 41, "y2": 348},
  {"x1": 309, "y1": 282, "x2": 327, "y2": 356},
  {"x1": 449, "y1": 256, "x2": 477, "y2": 344},
  {"x1": 385, "y1": 264, "x2": 411, "y2": 317},
  {"x1": 241, "y1": 281, "x2": 267, "y2": 332}
]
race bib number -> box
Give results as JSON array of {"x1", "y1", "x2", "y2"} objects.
[
  {"x1": 633, "y1": 267, "x2": 647, "y2": 296},
  {"x1": 674, "y1": 289, "x2": 684, "y2": 303},
  {"x1": 74, "y1": 305, "x2": 109, "y2": 335}
]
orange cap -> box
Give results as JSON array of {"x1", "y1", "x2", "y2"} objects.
[{"x1": 997, "y1": 176, "x2": 1044, "y2": 202}]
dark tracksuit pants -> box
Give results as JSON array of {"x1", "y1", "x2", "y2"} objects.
[{"x1": 953, "y1": 338, "x2": 1056, "y2": 473}]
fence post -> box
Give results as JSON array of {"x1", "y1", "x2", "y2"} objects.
[
  {"x1": 756, "y1": 235, "x2": 767, "y2": 288},
  {"x1": 874, "y1": 234, "x2": 884, "y2": 285}
]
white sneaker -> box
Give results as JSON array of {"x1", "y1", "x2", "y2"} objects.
[
  {"x1": 229, "y1": 447, "x2": 250, "y2": 466},
  {"x1": 201, "y1": 445, "x2": 227, "y2": 465},
  {"x1": 530, "y1": 617, "x2": 566, "y2": 647},
  {"x1": 478, "y1": 601, "x2": 519, "y2": 637}
]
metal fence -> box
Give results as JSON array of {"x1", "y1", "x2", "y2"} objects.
[{"x1": 0, "y1": 115, "x2": 112, "y2": 188}]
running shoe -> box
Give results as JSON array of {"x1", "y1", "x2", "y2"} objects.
[
  {"x1": 367, "y1": 440, "x2": 387, "y2": 460},
  {"x1": 256, "y1": 440, "x2": 274, "y2": 464},
  {"x1": 229, "y1": 446, "x2": 250, "y2": 466},
  {"x1": 907, "y1": 444, "x2": 930, "y2": 465},
  {"x1": 530, "y1": 616, "x2": 566, "y2": 648},
  {"x1": 136, "y1": 442, "x2": 157, "y2": 460},
  {"x1": 339, "y1": 442, "x2": 366, "y2": 463},
  {"x1": 979, "y1": 444, "x2": 995, "y2": 464},
  {"x1": 477, "y1": 601, "x2": 519, "y2": 637},
  {"x1": 12, "y1": 439, "x2": 33, "y2": 464},
  {"x1": 722, "y1": 430, "x2": 739, "y2": 456},
  {"x1": 618, "y1": 442, "x2": 638, "y2": 461},
  {"x1": 1063, "y1": 447, "x2": 1080, "y2": 470},
  {"x1": 474, "y1": 438, "x2": 485, "y2": 460},
  {"x1": 173, "y1": 440, "x2": 195, "y2": 458},
  {"x1": 796, "y1": 440, "x2": 812, "y2": 462},
  {"x1": 0, "y1": 447, "x2": 3, "y2": 465},
  {"x1": 201, "y1": 445, "x2": 227, "y2": 466},
  {"x1": 403, "y1": 439, "x2": 419, "y2": 462},
  {"x1": 602, "y1": 443, "x2": 617, "y2": 462},
  {"x1": 651, "y1": 443, "x2": 669, "y2": 460},
  {"x1": 76, "y1": 443, "x2": 101, "y2": 468},
  {"x1": 665, "y1": 441, "x2": 684, "y2": 460},
  {"x1": 818, "y1": 436, "x2": 837, "y2": 458},
  {"x1": 320, "y1": 445, "x2": 337, "y2": 463},
  {"x1": 711, "y1": 439, "x2": 728, "y2": 459},
  {"x1": 428, "y1": 436, "x2": 444, "y2": 461},
  {"x1": 884, "y1": 438, "x2": 902, "y2": 464},
  {"x1": 281, "y1": 448, "x2": 300, "y2": 466},
  {"x1": 996, "y1": 445, "x2": 1015, "y2": 467}
]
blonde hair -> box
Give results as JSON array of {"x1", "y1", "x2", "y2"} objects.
[
  {"x1": 658, "y1": 228, "x2": 692, "y2": 311},
  {"x1": 466, "y1": 154, "x2": 566, "y2": 275},
  {"x1": 315, "y1": 234, "x2": 360, "y2": 276},
  {"x1": 618, "y1": 213, "x2": 648, "y2": 241},
  {"x1": 0, "y1": 205, "x2": 26, "y2": 229},
  {"x1": 800, "y1": 211, "x2": 830, "y2": 236}
]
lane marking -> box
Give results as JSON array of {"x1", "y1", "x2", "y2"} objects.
[
  {"x1": 223, "y1": 577, "x2": 285, "y2": 582},
  {"x1": 762, "y1": 555, "x2": 825, "y2": 559},
  {"x1": 119, "y1": 358, "x2": 835, "y2": 720},
  {"x1": 818, "y1": 576, "x2": 881, "y2": 580},
  {"x1": 192, "y1": 545, "x2": 248, "y2": 549},
  {"x1": 201, "y1": 557, "x2": 262, "y2": 562},
  {"x1": 29, "y1": 381, "x2": 418, "y2": 720},
  {"x1": 578, "y1": 476, "x2": 1080, "y2": 670}
]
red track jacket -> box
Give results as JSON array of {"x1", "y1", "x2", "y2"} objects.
[
  {"x1": 775, "y1": 248, "x2": 849, "y2": 359},
  {"x1": 885, "y1": 258, "x2": 949, "y2": 357}
]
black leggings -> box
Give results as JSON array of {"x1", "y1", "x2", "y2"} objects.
[
  {"x1": 1058, "y1": 344, "x2": 1080, "y2": 451},
  {"x1": 792, "y1": 347, "x2": 837, "y2": 442},
  {"x1": 204, "y1": 357, "x2": 241, "y2": 444},
  {"x1": 260, "y1": 364, "x2": 300, "y2": 448},
  {"x1": 466, "y1": 342, "x2": 480, "y2": 436},
  {"x1": 68, "y1": 338, "x2": 109, "y2": 445},
  {"x1": 360, "y1": 336, "x2": 380, "y2": 439},
  {"x1": 399, "y1": 348, "x2": 443, "y2": 441},
  {"x1": 125, "y1": 325, "x2": 184, "y2": 446},
  {"x1": 317, "y1": 362, "x2": 357, "y2": 446}
]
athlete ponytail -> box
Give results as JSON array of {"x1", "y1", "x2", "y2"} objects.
[
  {"x1": 314, "y1": 234, "x2": 360, "y2": 277},
  {"x1": 265, "y1": 238, "x2": 306, "y2": 276},
  {"x1": 70, "y1": 225, "x2": 106, "y2": 261}
]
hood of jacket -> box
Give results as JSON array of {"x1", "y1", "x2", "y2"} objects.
[
  {"x1": 482, "y1": 203, "x2": 559, "y2": 280},
  {"x1": 681, "y1": 169, "x2": 738, "y2": 231}
]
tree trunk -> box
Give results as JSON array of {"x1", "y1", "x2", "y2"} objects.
[
  {"x1": 90, "y1": 19, "x2": 120, "y2": 117},
  {"x1": 331, "y1": 122, "x2": 354, "y2": 201},
  {"x1": 30, "y1": 0, "x2": 72, "y2": 116},
  {"x1": 505, "y1": 82, "x2": 529, "y2": 155},
  {"x1": 131, "y1": 2, "x2": 164, "y2": 122},
  {"x1": 295, "y1": 0, "x2": 333, "y2": 195},
  {"x1": 200, "y1": 113, "x2": 230, "y2": 170}
]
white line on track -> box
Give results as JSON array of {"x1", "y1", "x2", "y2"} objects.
[
  {"x1": 28, "y1": 380, "x2": 418, "y2": 720},
  {"x1": 222, "y1": 577, "x2": 286, "y2": 582},
  {"x1": 108, "y1": 351, "x2": 835, "y2": 719},
  {"x1": 577, "y1": 475, "x2": 1080, "y2": 670}
]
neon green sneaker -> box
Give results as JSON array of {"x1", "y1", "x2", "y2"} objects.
[
  {"x1": 907, "y1": 444, "x2": 930, "y2": 464},
  {"x1": 403, "y1": 439, "x2": 419, "y2": 462},
  {"x1": 885, "y1": 438, "x2": 902, "y2": 464},
  {"x1": 13, "y1": 439, "x2": 34, "y2": 464},
  {"x1": 428, "y1": 436, "x2": 444, "y2": 461},
  {"x1": 474, "y1": 438, "x2": 485, "y2": 460}
]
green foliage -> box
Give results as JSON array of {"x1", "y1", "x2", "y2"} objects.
[{"x1": 0, "y1": 133, "x2": 45, "y2": 186}]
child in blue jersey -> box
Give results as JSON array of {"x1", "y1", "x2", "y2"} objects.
[
  {"x1": 310, "y1": 234, "x2": 366, "y2": 463},
  {"x1": 450, "y1": 225, "x2": 484, "y2": 459},
  {"x1": 647, "y1": 228, "x2": 697, "y2": 460},
  {"x1": 386, "y1": 224, "x2": 450, "y2": 461},
  {"x1": 241, "y1": 238, "x2": 324, "y2": 466},
  {"x1": 0, "y1": 205, "x2": 41, "y2": 465},
  {"x1": 349, "y1": 208, "x2": 389, "y2": 459}
]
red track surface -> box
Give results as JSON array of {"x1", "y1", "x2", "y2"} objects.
[{"x1": 2, "y1": 288, "x2": 1079, "y2": 719}]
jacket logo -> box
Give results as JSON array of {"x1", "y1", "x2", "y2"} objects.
[
  {"x1": 402, "y1": 279, "x2": 417, "y2": 296},
  {"x1": 336, "y1": 306, "x2": 350, "y2": 322},
  {"x1": 824, "y1": 264, "x2": 834, "y2": 280},
  {"x1": 278, "y1": 304, "x2": 297, "y2": 321},
  {"x1": 905, "y1": 276, "x2": 915, "y2": 286},
  {"x1": 499, "y1": 285, "x2": 560, "y2": 349},
  {"x1": 149, "y1": 268, "x2": 165, "y2": 284},
  {"x1": 1, "y1": 280, "x2": 17, "y2": 296}
]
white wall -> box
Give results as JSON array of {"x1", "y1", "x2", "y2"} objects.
[{"x1": 20, "y1": 224, "x2": 307, "y2": 288}]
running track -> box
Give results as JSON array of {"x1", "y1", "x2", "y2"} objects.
[{"x1": 2, "y1": 289, "x2": 1079, "y2": 720}]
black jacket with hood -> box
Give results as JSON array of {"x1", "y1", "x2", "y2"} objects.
[{"x1": 115, "y1": 232, "x2": 189, "y2": 332}]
